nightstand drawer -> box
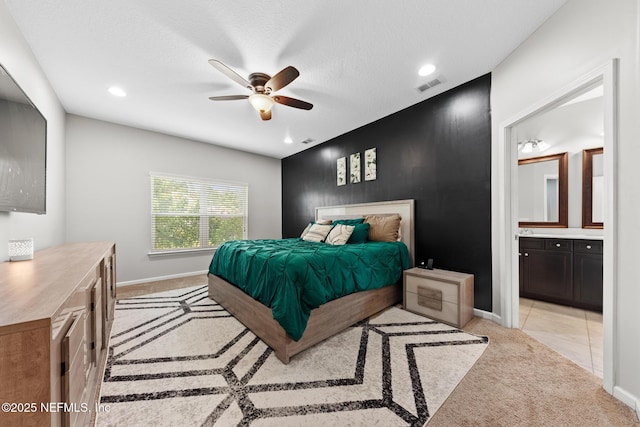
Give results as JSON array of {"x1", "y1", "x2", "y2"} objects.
[
  {"x1": 405, "y1": 274, "x2": 458, "y2": 304},
  {"x1": 405, "y1": 290, "x2": 459, "y2": 325}
]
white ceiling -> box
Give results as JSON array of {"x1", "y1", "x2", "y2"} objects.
[
  {"x1": 515, "y1": 84, "x2": 604, "y2": 159},
  {"x1": 5, "y1": 0, "x2": 567, "y2": 159}
]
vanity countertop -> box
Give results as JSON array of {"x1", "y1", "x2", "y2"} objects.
[{"x1": 519, "y1": 233, "x2": 604, "y2": 240}]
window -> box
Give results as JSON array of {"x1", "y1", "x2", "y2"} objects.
[{"x1": 150, "y1": 173, "x2": 248, "y2": 252}]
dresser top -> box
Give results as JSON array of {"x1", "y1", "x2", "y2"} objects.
[
  {"x1": 0, "y1": 241, "x2": 115, "y2": 329},
  {"x1": 404, "y1": 267, "x2": 473, "y2": 281}
]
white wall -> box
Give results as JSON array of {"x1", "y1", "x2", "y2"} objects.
[
  {"x1": 492, "y1": 0, "x2": 640, "y2": 411},
  {"x1": 0, "y1": 2, "x2": 66, "y2": 261},
  {"x1": 65, "y1": 115, "x2": 282, "y2": 284}
]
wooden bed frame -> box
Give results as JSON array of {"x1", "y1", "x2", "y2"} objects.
[{"x1": 208, "y1": 199, "x2": 415, "y2": 364}]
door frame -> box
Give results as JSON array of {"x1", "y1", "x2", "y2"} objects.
[{"x1": 496, "y1": 59, "x2": 618, "y2": 394}]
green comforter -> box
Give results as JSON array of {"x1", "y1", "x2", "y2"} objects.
[{"x1": 208, "y1": 238, "x2": 410, "y2": 341}]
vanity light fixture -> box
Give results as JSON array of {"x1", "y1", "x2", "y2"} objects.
[
  {"x1": 518, "y1": 139, "x2": 550, "y2": 154},
  {"x1": 108, "y1": 86, "x2": 127, "y2": 97}
]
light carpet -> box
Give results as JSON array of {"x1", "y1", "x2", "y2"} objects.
[{"x1": 97, "y1": 285, "x2": 488, "y2": 426}]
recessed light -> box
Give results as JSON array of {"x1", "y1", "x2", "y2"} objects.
[
  {"x1": 108, "y1": 86, "x2": 127, "y2": 97},
  {"x1": 418, "y1": 64, "x2": 436, "y2": 77},
  {"x1": 284, "y1": 137, "x2": 293, "y2": 144}
]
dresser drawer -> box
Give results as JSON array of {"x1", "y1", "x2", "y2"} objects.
[
  {"x1": 573, "y1": 239, "x2": 603, "y2": 254},
  {"x1": 405, "y1": 274, "x2": 458, "y2": 304},
  {"x1": 404, "y1": 290, "x2": 459, "y2": 326}
]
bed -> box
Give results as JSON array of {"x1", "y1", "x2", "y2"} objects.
[{"x1": 207, "y1": 199, "x2": 415, "y2": 363}]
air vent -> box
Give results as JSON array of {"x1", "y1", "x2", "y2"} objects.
[
  {"x1": 416, "y1": 77, "x2": 443, "y2": 93},
  {"x1": 301, "y1": 138, "x2": 315, "y2": 144}
]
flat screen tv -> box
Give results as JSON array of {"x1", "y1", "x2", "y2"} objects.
[{"x1": 0, "y1": 63, "x2": 47, "y2": 214}]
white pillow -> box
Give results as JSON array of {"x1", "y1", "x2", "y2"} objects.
[
  {"x1": 300, "y1": 222, "x2": 312, "y2": 238},
  {"x1": 325, "y1": 224, "x2": 355, "y2": 245},
  {"x1": 300, "y1": 219, "x2": 332, "y2": 238},
  {"x1": 302, "y1": 223, "x2": 334, "y2": 242}
]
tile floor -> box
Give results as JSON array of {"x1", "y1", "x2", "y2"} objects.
[{"x1": 519, "y1": 298, "x2": 603, "y2": 378}]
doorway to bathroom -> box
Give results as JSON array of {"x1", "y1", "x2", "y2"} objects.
[{"x1": 497, "y1": 60, "x2": 617, "y2": 392}]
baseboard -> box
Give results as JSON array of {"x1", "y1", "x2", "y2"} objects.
[
  {"x1": 473, "y1": 308, "x2": 502, "y2": 324},
  {"x1": 117, "y1": 270, "x2": 208, "y2": 287},
  {"x1": 613, "y1": 385, "x2": 640, "y2": 417}
]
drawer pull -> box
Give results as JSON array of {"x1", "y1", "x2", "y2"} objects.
[
  {"x1": 556, "y1": 243, "x2": 561, "y2": 247},
  {"x1": 524, "y1": 253, "x2": 529, "y2": 257},
  {"x1": 417, "y1": 286, "x2": 442, "y2": 311},
  {"x1": 586, "y1": 245, "x2": 592, "y2": 249}
]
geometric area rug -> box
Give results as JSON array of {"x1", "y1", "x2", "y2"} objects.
[{"x1": 97, "y1": 285, "x2": 488, "y2": 426}]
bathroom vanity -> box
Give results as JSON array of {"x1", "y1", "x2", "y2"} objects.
[{"x1": 519, "y1": 236, "x2": 603, "y2": 312}]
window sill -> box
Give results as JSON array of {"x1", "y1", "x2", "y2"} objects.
[{"x1": 148, "y1": 247, "x2": 216, "y2": 258}]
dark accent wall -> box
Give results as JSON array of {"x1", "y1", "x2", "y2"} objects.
[{"x1": 281, "y1": 74, "x2": 492, "y2": 311}]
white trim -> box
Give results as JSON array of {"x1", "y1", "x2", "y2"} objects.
[
  {"x1": 612, "y1": 386, "x2": 640, "y2": 418},
  {"x1": 601, "y1": 59, "x2": 618, "y2": 396},
  {"x1": 117, "y1": 270, "x2": 209, "y2": 287},
  {"x1": 473, "y1": 308, "x2": 501, "y2": 323},
  {"x1": 148, "y1": 247, "x2": 215, "y2": 257},
  {"x1": 495, "y1": 60, "x2": 618, "y2": 396}
]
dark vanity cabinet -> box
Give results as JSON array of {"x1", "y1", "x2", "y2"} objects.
[
  {"x1": 519, "y1": 238, "x2": 573, "y2": 305},
  {"x1": 519, "y1": 237, "x2": 603, "y2": 311},
  {"x1": 572, "y1": 239, "x2": 604, "y2": 311}
]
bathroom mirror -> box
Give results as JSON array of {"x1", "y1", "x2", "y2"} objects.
[
  {"x1": 582, "y1": 147, "x2": 604, "y2": 228},
  {"x1": 518, "y1": 152, "x2": 568, "y2": 228}
]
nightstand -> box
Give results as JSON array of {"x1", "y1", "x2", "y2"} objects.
[{"x1": 403, "y1": 268, "x2": 474, "y2": 328}]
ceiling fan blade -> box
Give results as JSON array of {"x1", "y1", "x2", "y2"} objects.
[
  {"x1": 260, "y1": 110, "x2": 272, "y2": 121},
  {"x1": 265, "y1": 66, "x2": 299, "y2": 92},
  {"x1": 208, "y1": 59, "x2": 253, "y2": 90},
  {"x1": 273, "y1": 95, "x2": 313, "y2": 110},
  {"x1": 208, "y1": 95, "x2": 250, "y2": 101}
]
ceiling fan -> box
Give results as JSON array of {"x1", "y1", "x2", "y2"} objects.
[{"x1": 208, "y1": 59, "x2": 313, "y2": 121}]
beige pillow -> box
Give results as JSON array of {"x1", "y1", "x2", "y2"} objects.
[
  {"x1": 302, "y1": 223, "x2": 334, "y2": 242},
  {"x1": 300, "y1": 219, "x2": 332, "y2": 238},
  {"x1": 364, "y1": 214, "x2": 402, "y2": 242},
  {"x1": 325, "y1": 224, "x2": 355, "y2": 245}
]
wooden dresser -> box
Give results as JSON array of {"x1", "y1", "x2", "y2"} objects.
[{"x1": 0, "y1": 242, "x2": 116, "y2": 427}]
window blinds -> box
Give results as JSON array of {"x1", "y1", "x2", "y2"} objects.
[{"x1": 150, "y1": 173, "x2": 248, "y2": 251}]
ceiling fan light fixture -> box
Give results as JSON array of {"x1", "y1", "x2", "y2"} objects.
[{"x1": 249, "y1": 94, "x2": 275, "y2": 112}]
